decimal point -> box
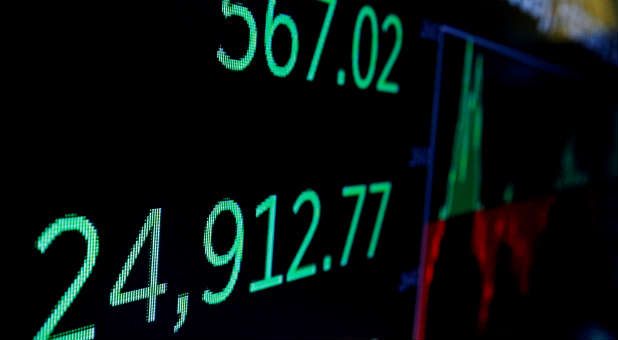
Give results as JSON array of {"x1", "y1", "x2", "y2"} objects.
[
  {"x1": 337, "y1": 69, "x2": 346, "y2": 86},
  {"x1": 323, "y1": 255, "x2": 332, "y2": 272}
]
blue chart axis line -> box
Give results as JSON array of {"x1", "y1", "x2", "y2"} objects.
[
  {"x1": 441, "y1": 26, "x2": 577, "y2": 77},
  {"x1": 412, "y1": 23, "x2": 444, "y2": 340},
  {"x1": 411, "y1": 24, "x2": 578, "y2": 340}
]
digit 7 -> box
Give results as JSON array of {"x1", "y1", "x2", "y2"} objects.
[
  {"x1": 340, "y1": 185, "x2": 366, "y2": 267},
  {"x1": 306, "y1": 0, "x2": 337, "y2": 81},
  {"x1": 367, "y1": 181, "x2": 391, "y2": 259}
]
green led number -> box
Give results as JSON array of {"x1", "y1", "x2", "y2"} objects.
[
  {"x1": 306, "y1": 0, "x2": 337, "y2": 81},
  {"x1": 352, "y1": 5, "x2": 379, "y2": 90},
  {"x1": 217, "y1": 0, "x2": 258, "y2": 71},
  {"x1": 287, "y1": 189, "x2": 321, "y2": 282},
  {"x1": 110, "y1": 209, "x2": 167, "y2": 323},
  {"x1": 376, "y1": 14, "x2": 403, "y2": 94},
  {"x1": 340, "y1": 185, "x2": 367, "y2": 267},
  {"x1": 265, "y1": 0, "x2": 299, "y2": 77},
  {"x1": 34, "y1": 216, "x2": 99, "y2": 340},
  {"x1": 367, "y1": 182, "x2": 391, "y2": 259},
  {"x1": 250, "y1": 195, "x2": 283, "y2": 293},
  {"x1": 203, "y1": 199, "x2": 244, "y2": 304}
]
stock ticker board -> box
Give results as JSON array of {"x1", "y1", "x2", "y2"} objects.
[{"x1": 11, "y1": 0, "x2": 618, "y2": 339}]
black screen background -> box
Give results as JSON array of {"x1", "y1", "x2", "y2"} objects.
[{"x1": 9, "y1": 0, "x2": 617, "y2": 339}]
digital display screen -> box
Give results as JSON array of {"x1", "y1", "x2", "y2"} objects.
[{"x1": 15, "y1": 0, "x2": 617, "y2": 339}]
